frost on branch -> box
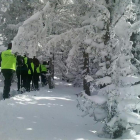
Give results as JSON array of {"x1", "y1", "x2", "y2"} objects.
[
  {"x1": 77, "y1": 0, "x2": 140, "y2": 139},
  {"x1": 77, "y1": 92, "x2": 107, "y2": 121}
]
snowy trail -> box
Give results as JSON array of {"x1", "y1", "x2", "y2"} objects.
[
  {"x1": 0, "y1": 79, "x2": 140, "y2": 140},
  {"x1": 0, "y1": 79, "x2": 102, "y2": 140}
]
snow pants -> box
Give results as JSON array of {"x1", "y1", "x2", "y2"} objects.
[
  {"x1": 17, "y1": 73, "x2": 28, "y2": 91},
  {"x1": 26, "y1": 74, "x2": 33, "y2": 92},
  {"x1": 2, "y1": 69, "x2": 14, "y2": 99},
  {"x1": 33, "y1": 73, "x2": 40, "y2": 90},
  {"x1": 16, "y1": 66, "x2": 28, "y2": 91},
  {"x1": 41, "y1": 72, "x2": 47, "y2": 85}
]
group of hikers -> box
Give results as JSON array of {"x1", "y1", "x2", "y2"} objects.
[{"x1": 0, "y1": 43, "x2": 49, "y2": 100}]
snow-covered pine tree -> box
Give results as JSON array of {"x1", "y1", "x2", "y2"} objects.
[
  {"x1": 130, "y1": 1, "x2": 140, "y2": 74},
  {"x1": 12, "y1": 0, "x2": 105, "y2": 89},
  {"x1": 77, "y1": 0, "x2": 140, "y2": 139},
  {"x1": 0, "y1": 0, "x2": 35, "y2": 47},
  {"x1": 8, "y1": 0, "x2": 140, "y2": 138}
]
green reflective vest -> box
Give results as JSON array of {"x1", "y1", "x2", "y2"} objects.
[
  {"x1": 28, "y1": 62, "x2": 34, "y2": 74},
  {"x1": 1, "y1": 50, "x2": 16, "y2": 70},
  {"x1": 41, "y1": 64, "x2": 47, "y2": 72},
  {"x1": 36, "y1": 64, "x2": 41, "y2": 73},
  {"x1": 24, "y1": 57, "x2": 28, "y2": 64}
]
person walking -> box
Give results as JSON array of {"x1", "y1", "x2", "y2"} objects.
[
  {"x1": 16, "y1": 55, "x2": 24, "y2": 92},
  {"x1": 16, "y1": 55, "x2": 28, "y2": 93},
  {"x1": 22, "y1": 54, "x2": 28, "y2": 90},
  {"x1": 26, "y1": 58, "x2": 34, "y2": 92},
  {"x1": 0, "y1": 43, "x2": 16, "y2": 99},
  {"x1": 33, "y1": 57, "x2": 41, "y2": 90}
]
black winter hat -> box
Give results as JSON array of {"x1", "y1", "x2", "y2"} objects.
[{"x1": 8, "y1": 43, "x2": 12, "y2": 49}]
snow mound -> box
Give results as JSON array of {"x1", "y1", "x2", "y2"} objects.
[{"x1": 90, "y1": 95, "x2": 107, "y2": 105}]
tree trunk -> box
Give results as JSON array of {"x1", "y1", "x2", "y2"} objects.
[
  {"x1": 83, "y1": 51, "x2": 90, "y2": 96},
  {"x1": 48, "y1": 57, "x2": 54, "y2": 89}
]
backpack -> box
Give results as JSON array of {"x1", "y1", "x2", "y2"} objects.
[
  {"x1": 33, "y1": 58, "x2": 40, "y2": 67},
  {"x1": 16, "y1": 55, "x2": 27, "y2": 75},
  {"x1": 17, "y1": 55, "x2": 24, "y2": 66}
]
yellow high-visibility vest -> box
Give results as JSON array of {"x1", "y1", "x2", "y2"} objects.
[
  {"x1": 41, "y1": 65, "x2": 47, "y2": 72},
  {"x1": 36, "y1": 64, "x2": 41, "y2": 73},
  {"x1": 24, "y1": 57, "x2": 28, "y2": 64},
  {"x1": 1, "y1": 50, "x2": 16, "y2": 70},
  {"x1": 28, "y1": 62, "x2": 34, "y2": 74}
]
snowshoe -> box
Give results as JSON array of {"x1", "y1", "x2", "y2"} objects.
[
  {"x1": 19, "y1": 87, "x2": 26, "y2": 94},
  {"x1": 41, "y1": 82, "x2": 44, "y2": 87},
  {"x1": 31, "y1": 87, "x2": 35, "y2": 91}
]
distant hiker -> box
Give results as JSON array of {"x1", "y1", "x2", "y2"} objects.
[
  {"x1": 33, "y1": 56, "x2": 36, "y2": 63},
  {"x1": 33, "y1": 57, "x2": 41, "y2": 90},
  {"x1": 22, "y1": 54, "x2": 29, "y2": 90},
  {"x1": 41, "y1": 61, "x2": 47, "y2": 86},
  {"x1": 16, "y1": 55, "x2": 28, "y2": 93},
  {"x1": 0, "y1": 43, "x2": 16, "y2": 99},
  {"x1": 26, "y1": 58, "x2": 34, "y2": 92},
  {"x1": 16, "y1": 55, "x2": 24, "y2": 91}
]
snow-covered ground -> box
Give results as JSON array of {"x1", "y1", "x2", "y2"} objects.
[{"x1": 0, "y1": 77, "x2": 140, "y2": 140}]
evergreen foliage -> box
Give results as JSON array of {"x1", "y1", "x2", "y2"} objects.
[{"x1": 1, "y1": 0, "x2": 140, "y2": 139}]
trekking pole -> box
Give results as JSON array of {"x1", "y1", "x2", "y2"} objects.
[
  {"x1": 32, "y1": 75, "x2": 34, "y2": 91},
  {"x1": 20, "y1": 66, "x2": 22, "y2": 93}
]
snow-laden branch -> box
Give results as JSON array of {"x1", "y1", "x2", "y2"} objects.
[
  {"x1": 131, "y1": 20, "x2": 140, "y2": 33},
  {"x1": 7, "y1": 22, "x2": 23, "y2": 31},
  {"x1": 12, "y1": 1, "x2": 52, "y2": 56}
]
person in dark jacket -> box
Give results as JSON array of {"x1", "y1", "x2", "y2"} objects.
[
  {"x1": 0, "y1": 43, "x2": 16, "y2": 99},
  {"x1": 16, "y1": 55, "x2": 24, "y2": 91},
  {"x1": 26, "y1": 58, "x2": 34, "y2": 92},
  {"x1": 22, "y1": 54, "x2": 29, "y2": 90},
  {"x1": 16, "y1": 55, "x2": 28, "y2": 92},
  {"x1": 33, "y1": 57, "x2": 41, "y2": 90}
]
